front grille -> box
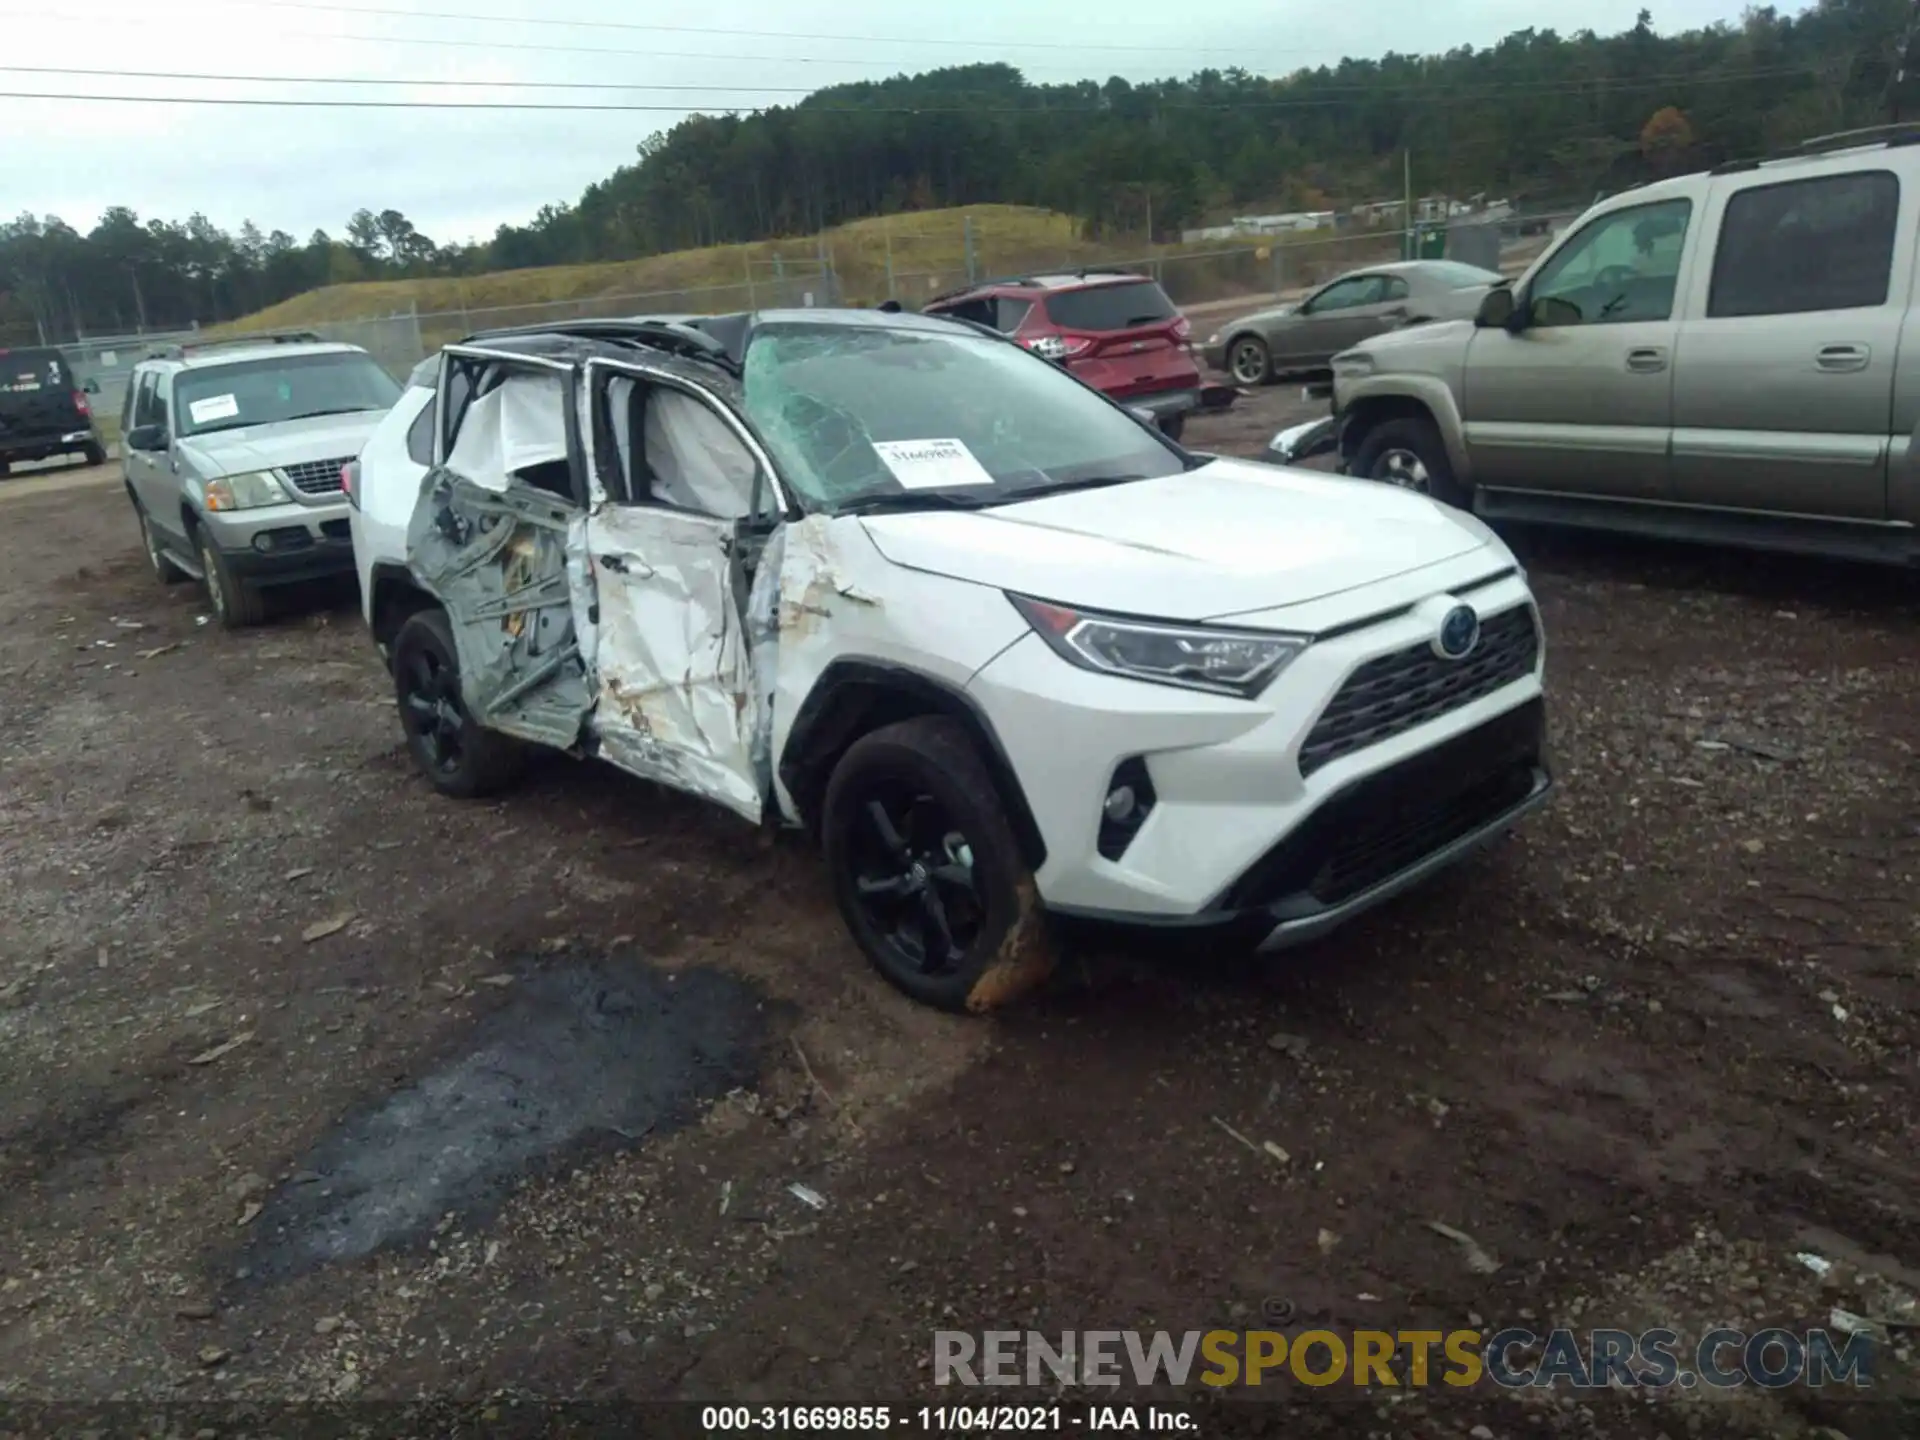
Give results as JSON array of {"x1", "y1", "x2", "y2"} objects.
[
  {"x1": 1219, "y1": 698, "x2": 1546, "y2": 913},
  {"x1": 1299, "y1": 604, "x2": 1539, "y2": 777},
  {"x1": 280, "y1": 456, "x2": 353, "y2": 495}
]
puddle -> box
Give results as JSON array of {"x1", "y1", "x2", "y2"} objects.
[{"x1": 241, "y1": 953, "x2": 766, "y2": 1281}]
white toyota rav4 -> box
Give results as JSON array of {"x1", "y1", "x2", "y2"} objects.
[{"x1": 348, "y1": 312, "x2": 1551, "y2": 1012}]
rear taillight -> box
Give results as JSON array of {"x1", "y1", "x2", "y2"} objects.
[
  {"x1": 1027, "y1": 335, "x2": 1092, "y2": 361},
  {"x1": 341, "y1": 460, "x2": 359, "y2": 508},
  {"x1": 72, "y1": 390, "x2": 91, "y2": 416}
]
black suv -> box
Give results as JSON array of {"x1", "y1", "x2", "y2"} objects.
[{"x1": 0, "y1": 346, "x2": 106, "y2": 476}]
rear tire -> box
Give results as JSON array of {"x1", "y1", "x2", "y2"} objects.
[
  {"x1": 197, "y1": 528, "x2": 268, "y2": 629},
  {"x1": 391, "y1": 608, "x2": 527, "y2": 800},
  {"x1": 0, "y1": 459, "x2": 11, "y2": 479},
  {"x1": 1227, "y1": 335, "x2": 1272, "y2": 386},
  {"x1": 823, "y1": 717, "x2": 1049, "y2": 1014},
  {"x1": 1350, "y1": 415, "x2": 1468, "y2": 508},
  {"x1": 83, "y1": 443, "x2": 107, "y2": 467},
  {"x1": 1159, "y1": 413, "x2": 1186, "y2": 444}
]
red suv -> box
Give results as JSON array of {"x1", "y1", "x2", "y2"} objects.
[{"x1": 923, "y1": 271, "x2": 1234, "y2": 441}]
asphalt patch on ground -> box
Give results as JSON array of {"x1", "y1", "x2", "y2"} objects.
[{"x1": 238, "y1": 952, "x2": 768, "y2": 1282}]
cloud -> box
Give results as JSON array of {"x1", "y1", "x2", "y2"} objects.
[{"x1": 2, "y1": 0, "x2": 1777, "y2": 242}]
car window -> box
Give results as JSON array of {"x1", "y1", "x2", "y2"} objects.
[
  {"x1": 1422, "y1": 260, "x2": 1507, "y2": 289},
  {"x1": 405, "y1": 390, "x2": 438, "y2": 466},
  {"x1": 598, "y1": 374, "x2": 764, "y2": 520},
  {"x1": 173, "y1": 351, "x2": 400, "y2": 437},
  {"x1": 995, "y1": 297, "x2": 1034, "y2": 332},
  {"x1": 742, "y1": 322, "x2": 1184, "y2": 512},
  {"x1": 1528, "y1": 199, "x2": 1692, "y2": 326},
  {"x1": 1305, "y1": 276, "x2": 1385, "y2": 313},
  {"x1": 1380, "y1": 276, "x2": 1411, "y2": 302},
  {"x1": 0, "y1": 349, "x2": 69, "y2": 396},
  {"x1": 1708, "y1": 170, "x2": 1899, "y2": 319},
  {"x1": 1042, "y1": 280, "x2": 1176, "y2": 332},
  {"x1": 122, "y1": 371, "x2": 145, "y2": 430},
  {"x1": 931, "y1": 297, "x2": 995, "y2": 329},
  {"x1": 445, "y1": 367, "x2": 576, "y2": 503}
]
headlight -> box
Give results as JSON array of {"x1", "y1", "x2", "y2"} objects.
[
  {"x1": 1332, "y1": 351, "x2": 1375, "y2": 380},
  {"x1": 204, "y1": 470, "x2": 289, "y2": 511},
  {"x1": 1008, "y1": 594, "x2": 1307, "y2": 699}
]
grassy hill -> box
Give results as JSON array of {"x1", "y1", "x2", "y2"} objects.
[
  {"x1": 217, "y1": 203, "x2": 1403, "y2": 349},
  {"x1": 224, "y1": 207, "x2": 1091, "y2": 330}
]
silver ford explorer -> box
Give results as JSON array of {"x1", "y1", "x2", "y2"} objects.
[{"x1": 119, "y1": 332, "x2": 401, "y2": 628}]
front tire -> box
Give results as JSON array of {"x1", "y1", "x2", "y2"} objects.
[
  {"x1": 1350, "y1": 415, "x2": 1468, "y2": 508},
  {"x1": 391, "y1": 609, "x2": 527, "y2": 799},
  {"x1": 822, "y1": 717, "x2": 1050, "y2": 1013},
  {"x1": 197, "y1": 528, "x2": 267, "y2": 629},
  {"x1": 1227, "y1": 335, "x2": 1272, "y2": 386}
]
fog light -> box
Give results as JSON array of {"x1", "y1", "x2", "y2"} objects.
[
  {"x1": 1096, "y1": 757, "x2": 1157, "y2": 862},
  {"x1": 252, "y1": 533, "x2": 274, "y2": 552}
]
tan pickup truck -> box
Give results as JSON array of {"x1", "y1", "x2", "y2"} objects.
[{"x1": 1279, "y1": 124, "x2": 1920, "y2": 565}]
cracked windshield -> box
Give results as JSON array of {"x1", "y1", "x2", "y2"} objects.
[{"x1": 744, "y1": 324, "x2": 1185, "y2": 511}]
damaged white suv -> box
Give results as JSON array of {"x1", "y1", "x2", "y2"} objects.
[{"x1": 350, "y1": 313, "x2": 1551, "y2": 1012}]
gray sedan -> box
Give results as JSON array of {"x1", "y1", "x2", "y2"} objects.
[{"x1": 1200, "y1": 260, "x2": 1505, "y2": 386}]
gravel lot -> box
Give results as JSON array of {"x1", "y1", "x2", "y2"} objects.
[{"x1": 1, "y1": 395, "x2": 1917, "y2": 1437}]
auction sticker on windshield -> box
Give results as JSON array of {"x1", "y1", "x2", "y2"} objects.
[
  {"x1": 872, "y1": 437, "x2": 995, "y2": 490},
  {"x1": 188, "y1": 394, "x2": 240, "y2": 425}
]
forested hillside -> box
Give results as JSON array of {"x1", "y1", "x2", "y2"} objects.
[{"x1": 2, "y1": 0, "x2": 1910, "y2": 341}]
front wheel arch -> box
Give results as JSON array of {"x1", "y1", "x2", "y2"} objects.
[{"x1": 778, "y1": 660, "x2": 1048, "y2": 872}]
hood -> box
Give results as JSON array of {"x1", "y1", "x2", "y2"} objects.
[
  {"x1": 178, "y1": 411, "x2": 385, "y2": 478},
  {"x1": 1354, "y1": 316, "x2": 1475, "y2": 359},
  {"x1": 857, "y1": 456, "x2": 1493, "y2": 622}
]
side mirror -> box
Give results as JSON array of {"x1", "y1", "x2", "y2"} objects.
[
  {"x1": 1475, "y1": 287, "x2": 1517, "y2": 330},
  {"x1": 125, "y1": 423, "x2": 167, "y2": 452}
]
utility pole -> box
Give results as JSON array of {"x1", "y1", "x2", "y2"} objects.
[
  {"x1": 1890, "y1": 0, "x2": 1920, "y2": 123},
  {"x1": 1403, "y1": 149, "x2": 1413, "y2": 260}
]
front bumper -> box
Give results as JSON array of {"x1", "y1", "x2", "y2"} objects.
[
  {"x1": 968, "y1": 558, "x2": 1548, "y2": 942},
  {"x1": 206, "y1": 500, "x2": 356, "y2": 585}
]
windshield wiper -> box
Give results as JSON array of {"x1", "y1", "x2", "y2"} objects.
[
  {"x1": 284, "y1": 406, "x2": 381, "y2": 421},
  {"x1": 1002, "y1": 474, "x2": 1152, "y2": 502},
  {"x1": 835, "y1": 489, "x2": 1001, "y2": 516}
]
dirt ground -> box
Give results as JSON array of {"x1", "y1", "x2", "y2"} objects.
[{"x1": 2, "y1": 392, "x2": 1917, "y2": 1438}]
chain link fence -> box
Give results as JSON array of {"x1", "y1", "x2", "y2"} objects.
[{"x1": 63, "y1": 205, "x2": 1580, "y2": 388}]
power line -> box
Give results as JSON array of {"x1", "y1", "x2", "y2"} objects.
[
  {"x1": 66, "y1": 0, "x2": 1269, "y2": 56},
  {"x1": 0, "y1": 62, "x2": 1855, "y2": 113},
  {"x1": 0, "y1": 58, "x2": 1836, "y2": 100}
]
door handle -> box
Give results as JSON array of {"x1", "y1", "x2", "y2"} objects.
[
  {"x1": 1626, "y1": 347, "x2": 1668, "y2": 373},
  {"x1": 600, "y1": 554, "x2": 630, "y2": 575},
  {"x1": 1816, "y1": 343, "x2": 1870, "y2": 373}
]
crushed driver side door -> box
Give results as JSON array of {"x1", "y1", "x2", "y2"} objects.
[
  {"x1": 405, "y1": 349, "x2": 596, "y2": 749},
  {"x1": 578, "y1": 360, "x2": 783, "y2": 824}
]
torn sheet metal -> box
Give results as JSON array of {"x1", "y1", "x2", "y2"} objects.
[
  {"x1": 744, "y1": 525, "x2": 785, "y2": 804},
  {"x1": 406, "y1": 469, "x2": 591, "y2": 749},
  {"x1": 586, "y1": 505, "x2": 762, "y2": 823},
  {"x1": 447, "y1": 373, "x2": 570, "y2": 492}
]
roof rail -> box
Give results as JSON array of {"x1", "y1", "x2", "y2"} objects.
[
  {"x1": 1713, "y1": 122, "x2": 1920, "y2": 176},
  {"x1": 924, "y1": 275, "x2": 1046, "y2": 306},
  {"x1": 1795, "y1": 122, "x2": 1920, "y2": 156},
  {"x1": 145, "y1": 329, "x2": 327, "y2": 360},
  {"x1": 458, "y1": 316, "x2": 739, "y2": 372}
]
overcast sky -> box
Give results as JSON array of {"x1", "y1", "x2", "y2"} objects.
[{"x1": 4, "y1": 0, "x2": 1781, "y2": 246}]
